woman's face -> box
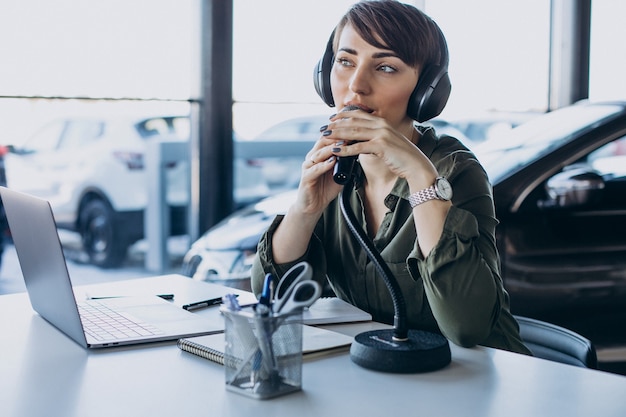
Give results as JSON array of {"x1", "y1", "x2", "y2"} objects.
[{"x1": 330, "y1": 24, "x2": 419, "y2": 128}]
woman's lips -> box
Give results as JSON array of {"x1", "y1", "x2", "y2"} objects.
[{"x1": 342, "y1": 104, "x2": 374, "y2": 113}]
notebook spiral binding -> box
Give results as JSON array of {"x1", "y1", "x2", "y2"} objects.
[{"x1": 177, "y1": 338, "x2": 225, "y2": 365}]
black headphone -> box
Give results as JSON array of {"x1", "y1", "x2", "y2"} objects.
[{"x1": 313, "y1": 24, "x2": 451, "y2": 123}]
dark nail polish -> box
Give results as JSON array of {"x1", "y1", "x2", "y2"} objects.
[
  {"x1": 319, "y1": 125, "x2": 328, "y2": 132},
  {"x1": 323, "y1": 130, "x2": 332, "y2": 136},
  {"x1": 328, "y1": 113, "x2": 336, "y2": 120},
  {"x1": 332, "y1": 147, "x2": 341, "y2": 153}
]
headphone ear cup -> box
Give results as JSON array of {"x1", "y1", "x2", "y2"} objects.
[
  {"x1": 313, "y1": 58, "x2": 334, "y2": 107},
  {"x1": 313, "y1": 33, "x2": 336, "y2": 108},
  {"x1": 407, "y1": 64, "x2": 451, "y2": 122}
]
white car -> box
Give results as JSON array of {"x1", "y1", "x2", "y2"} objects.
[
  {"x1": 5, "y1": 115, "x2": 191, "y2": 268},
  {"x1": 5, "y1": 115, "x2": 271, "y2": 268}
]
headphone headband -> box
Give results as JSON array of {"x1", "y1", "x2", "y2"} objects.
[{"x1": 313, "y1": 23, "x2": 451, "y2": 123}]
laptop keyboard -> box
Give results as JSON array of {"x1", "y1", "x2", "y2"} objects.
[{"x1": 79, "y1": 301, "x2": 165, "y2": 341}]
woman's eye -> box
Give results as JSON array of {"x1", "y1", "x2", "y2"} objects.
[
  {"x1": 336, "y1": 57, "x2": 352, "y2": 67},
  {"x1": 378, "y1": 64, "x2": 397, "y2": 73}
]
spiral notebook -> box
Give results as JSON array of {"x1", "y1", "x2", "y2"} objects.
[{"x1": 178, "y1": 325, "x2": 354, "y2": 364}]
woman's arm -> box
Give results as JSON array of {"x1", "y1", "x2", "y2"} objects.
[{"x1": 409, "y1": 153, "x2": 505, "y2": 347}]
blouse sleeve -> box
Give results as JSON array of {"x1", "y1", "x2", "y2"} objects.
[
  {"x1": 407, "y1": 152, "x2": 507, "y2": 348},
  {"x1": 251, "y1": 215, "x2": 328, "y2": 296}
]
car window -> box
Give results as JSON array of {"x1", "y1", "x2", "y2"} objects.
[
  {"x1": 137, "y1": 116, "x2": 190, "y2": 140},
  {"x1": 142, "y1": 118, "x2": 171, "y2": 136},
  {"x1": 588, "y1": 135, "x2": 626, "y2": 160},
  {"x1": 24, "y1": 120, "x2": 66, "y2": 152},
  {"x1": 171, "y1": 117, "x2": 190, "y2": 139},
  {"x1": 588, "y1": 135, "x2": 626, "y2": 178},
  {"x1": 59, "y1": 120, "x2": 104, "y2": 150}
]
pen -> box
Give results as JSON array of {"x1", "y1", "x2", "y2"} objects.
[
  {"x1": 259, "y1": 273, "x2": 274, "y2": 308},
  {"x1": 182, "y1": 294, "x2": 238, "y2": 311},
  {"x1": 157, "y1": 294, "x2": 175, "y2": 300},
  {"x1": 222, "y1": 294, "x2": 242, "y2": 311},
  {"x1": 86, "y1": 294, "x2": 175, "y2": 300}
]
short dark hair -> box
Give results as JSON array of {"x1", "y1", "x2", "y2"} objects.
[{"x1": 334, "y1": 0, "x2": 443, "y2": 72}]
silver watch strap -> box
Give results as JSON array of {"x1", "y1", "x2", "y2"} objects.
[{"x1": 408, "y1": 185, "x2": 437, "y2": 208}]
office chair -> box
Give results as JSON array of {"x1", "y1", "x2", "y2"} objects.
[{"x1": 514, "y1": 315, "x2": 598, "y2": 369}]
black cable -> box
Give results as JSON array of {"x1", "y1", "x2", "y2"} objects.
[{"x1": 339, "y1": 179, "x2": 408, "y2": 340}]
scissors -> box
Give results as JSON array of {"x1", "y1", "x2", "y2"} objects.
[
  {"x1": 274, "y1": 280, "x2": 321, "y2": 314},
  {"x1": 272, "y1": 261, "x2": 320, "y2": 314}
]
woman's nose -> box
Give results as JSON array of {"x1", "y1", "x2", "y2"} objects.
[{"x1": 349, "y1": 66, "x2": 371, "y2": 96}]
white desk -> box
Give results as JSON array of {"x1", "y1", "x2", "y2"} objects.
[{"x1": 1, "y1": 274, "x2": 625, "y2": 417}]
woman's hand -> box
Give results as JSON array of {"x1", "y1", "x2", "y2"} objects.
[
  {"x1": 292, "y1": 127, "x2": 345, "y2": 216},
  {"x1": 324, "y1": 108, "x2": 439, "y2": 190},
  {"x1": 269, "y1": 120, "x2": 346, "y2": 264},
  {"x1": 322, "y1": 108, "x2": 451, "y2": 257}
]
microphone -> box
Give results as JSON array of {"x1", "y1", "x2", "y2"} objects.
[
  {"x1": 339, "y1": 179, "x2": 451, "y2": 374},
  {"x1": 333, "y1": 104, "x2": 450, "y2": 373},
  {"x1": 333, "y1": 155, "x2": 357, "y2": 185},
  {"x1": 332, "y1": 105, "x2": 360, "y2": 185}
]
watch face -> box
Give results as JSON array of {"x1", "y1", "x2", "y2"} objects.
[{"x1": 435, "y1": 177, "x2": 453, "y2": 200}]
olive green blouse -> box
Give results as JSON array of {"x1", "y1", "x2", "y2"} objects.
[{"x1": 251, "y1": 126, "x2": 531, "y2": 355}]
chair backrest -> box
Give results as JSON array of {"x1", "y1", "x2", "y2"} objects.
[{"x1": 514, "y1": 315, "x2": 598, "y2": 369}]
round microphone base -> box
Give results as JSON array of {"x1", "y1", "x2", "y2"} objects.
[{"x1": 350, "y1": 329, "x2": 451, "y2": 373}]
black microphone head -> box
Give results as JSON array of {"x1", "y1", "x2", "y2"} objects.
[
  {"x1": 332, "y1": 105, "x2": 361, "y2": 185},
  {"x1": 341, "y1": 104, "x2": 360, "y2": 112}
]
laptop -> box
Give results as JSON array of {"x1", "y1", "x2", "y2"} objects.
[{"x1": 0, "y1": 186, "x2": 224, "y2": 348}]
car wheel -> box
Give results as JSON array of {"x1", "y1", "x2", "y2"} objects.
[
  {"x1": 79, "y1": 199, "x2": 128, "y2": 268},
  {"x1": 180, "y1": 254, "x2": 202, "y2": 277}
]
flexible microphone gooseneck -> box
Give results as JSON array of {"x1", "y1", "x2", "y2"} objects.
[{"x1": 337, "y1": 175, "x2": 451, "y2": 373}]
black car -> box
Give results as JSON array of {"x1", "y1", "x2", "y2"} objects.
[
  {"x1": 183, "y1": 100, "x2": 626, "y2": 318},
  {"x1": 475, "y1": 100, "x2": 626, "y2": 316}
]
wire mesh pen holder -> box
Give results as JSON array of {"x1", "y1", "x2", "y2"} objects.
[{"x1": 222, "y1": 307, "x2": 303, "y2": 399}]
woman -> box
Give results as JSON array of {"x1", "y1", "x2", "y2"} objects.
[{"x1": 251, "y1": 0, "x2": 530, "y2": 355}]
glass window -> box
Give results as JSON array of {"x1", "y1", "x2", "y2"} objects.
[
  {"x1": 416, "y1": 0, "x2": 550, "y2": 117},
  {"x1": 0, "y1": 0, "x2": 194, "y2": 99},
  {"x1": 232, "y1": 0, "x2": 356, "y2": 140},
  {"x1": 589, "y1": 0, "x2": 626, "y2": 102},
  {"x1": 232, "y1": 0, "x2": 551, "y2": 140},
  {"x1": 231, "y1": 0, "x2": 552, "y2": 204}
]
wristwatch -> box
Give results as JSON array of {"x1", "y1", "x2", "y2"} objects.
[{"x1": 408, "y1": 177, "x2": 453, "y2": 208}]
